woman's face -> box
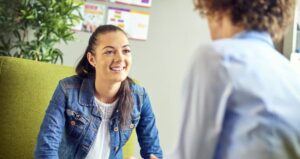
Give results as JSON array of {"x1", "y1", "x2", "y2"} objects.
[{"x1": 88, "y1": 31, "x2": 132, "y2": 83}]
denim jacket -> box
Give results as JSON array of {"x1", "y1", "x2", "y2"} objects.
[{"x1": 35, "y1": 75, "x2": 163, "y2": 159}]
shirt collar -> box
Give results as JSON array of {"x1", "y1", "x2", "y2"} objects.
[{"x1": 233, "y1": 30, "x2": 274, "y2": 48}]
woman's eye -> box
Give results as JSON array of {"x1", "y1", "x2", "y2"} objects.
[
  {"x1": 104, "y1": 50, "x2": 114, "y2": 55},
  {"x1": 123, "y1": 49, "x2": 131, "y2": 54}
]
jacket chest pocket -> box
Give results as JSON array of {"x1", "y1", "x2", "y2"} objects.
[
  {"x1": 65, "y1": 109, "x2": 90, "y2": 140},
  {"x1": 120, "y1": 116, "x2": 140, "y2": 145}
]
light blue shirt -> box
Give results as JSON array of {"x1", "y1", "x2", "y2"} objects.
[{"x1": 169, "y1": 31, "x2": 300, "y2": 159}]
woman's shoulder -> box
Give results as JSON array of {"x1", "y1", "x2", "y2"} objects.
[
  {"x1": 59, "y1": 75, "x2": 84, "y2": 88},
  {"x1": 130, "y1": 80, "x2": 146, "y2": 96},
  {"x1": 197, "y1": 39, "x2": 240, "y2": 54},
  {"x1": 60, "y1": 75, "x2": 82, "y2": 82},
  {"x1": 195, "y1": 38, "x2": 254, "y2": 62}
]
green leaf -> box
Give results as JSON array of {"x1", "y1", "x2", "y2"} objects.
[{"x1": 0, "y1": 0, "x2": 80, "y2": 64}]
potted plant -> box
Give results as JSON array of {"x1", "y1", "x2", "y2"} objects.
[{"x1": 0, "y1": 0, "x2": 83, "y2": 64}]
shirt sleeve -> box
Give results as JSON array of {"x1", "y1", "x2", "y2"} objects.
[
  {"x1": 168, "y1": 45, "x2": 233, "y2": 159},
  {"x1": 34, "y1": 81, "x2": 67, "y2": 159}
]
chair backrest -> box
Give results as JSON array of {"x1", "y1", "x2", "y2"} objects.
[{"x1": 0, "y1": 56, "x2": 136, "y2": 158}]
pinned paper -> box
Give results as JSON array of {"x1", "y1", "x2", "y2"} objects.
[
  {"x1": 110, "y1": 0, "x2": 152, "y2": 7},
  {"x1": 106, "y1": 7, "x2": 150, "y2": 40}
]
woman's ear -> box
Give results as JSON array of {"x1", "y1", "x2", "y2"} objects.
[{"x1": 87, "y1": 52, "x2": 96, "y2": 67}]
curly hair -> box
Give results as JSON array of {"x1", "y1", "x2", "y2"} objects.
[{"x1": 193, "y1": 0, "x2": 296, "y2": 41}]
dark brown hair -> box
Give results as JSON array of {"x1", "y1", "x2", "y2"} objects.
[
  {"x1": 76, "y1": 25, "x2": 134, "y2": 126},
  {"x1": 193, "y1": 0, "x2": 295, "y2": 41}
]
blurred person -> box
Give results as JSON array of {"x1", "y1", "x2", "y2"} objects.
[{"x1": 169, "y1": 0, "x2": 300, "y2": 159}]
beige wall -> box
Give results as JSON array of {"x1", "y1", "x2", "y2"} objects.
[{"x1": 56, "y1": 0, "x2": 210, "y2": 156}]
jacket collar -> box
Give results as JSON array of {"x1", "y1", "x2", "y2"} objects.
[
  {"x1": 78, "y1": 77, "x2": 123, "y2": 119},
  {"x1": 79, "y1": 77, "x2": 96, "y2": 107},
  {"x1": 78, "y1": 77, "x2": 103, "y2": 118}
]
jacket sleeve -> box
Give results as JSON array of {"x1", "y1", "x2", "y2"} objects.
[
  {"x1": 34, "y1": 81, "x2": 66, "y2": 159},
  {"x1": 136, "y1": 89, "x2": 163, "y2": 159}
]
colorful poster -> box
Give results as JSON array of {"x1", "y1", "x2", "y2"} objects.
[
  {"x1": 82, "y1": 3, "x2": 106, "y2": 33},
  {"x1": 110, "y1": 0, "x2": 152, "y2": 7},
  {"x1": 133, "y1": 0, "x2": 152, "y2": 7},
  {"x1": 106, "y1": 7, "x2": 131, "y2": 33},
  {"x1": 107, "y1": 7, "x2": 150, "y2": 40},
  {"x1": 128, "y1": 10, "x2": 150, "y2": 40}
]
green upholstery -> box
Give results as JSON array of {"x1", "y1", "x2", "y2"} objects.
[{"x1": 0, "y1": 56, "x2": 136, "y2": 158}]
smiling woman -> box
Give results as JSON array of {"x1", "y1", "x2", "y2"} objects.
[
  {"x1": 87, "y1": 30, "x2": 132, "y2": 93},
  {"x1": 34, "y1": 25, "x2": 163, "y2": 159}
]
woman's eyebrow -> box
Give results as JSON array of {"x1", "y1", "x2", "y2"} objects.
[
  {"x1": 122, "y1": 44, "x2": 130, "y2": 48},
  {"x1": 102, "y1": 46, "x2": 115, "y2": 50}
]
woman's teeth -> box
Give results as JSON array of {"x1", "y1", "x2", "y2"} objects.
[{"x1": 110, "y1": 66, "x2": 124, "y2": 71}]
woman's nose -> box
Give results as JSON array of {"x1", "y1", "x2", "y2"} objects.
[{"x1": 114, "y1": 50, "x2": 124, "y2": 62}]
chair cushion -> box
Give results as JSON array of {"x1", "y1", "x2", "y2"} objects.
[{"x1": 0, "y1": 56, "x2": 135, "y2": 158}]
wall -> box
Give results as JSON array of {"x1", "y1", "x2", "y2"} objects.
[
  {"x1": 130, "y1": 0, "x2": 210, "y2": 155},
  {"x1": 56, "y1": 0, "x2": 210, "y2": 156},
  {"x1": 283, "y1": 3, "x2": 299, "y2": 58}
]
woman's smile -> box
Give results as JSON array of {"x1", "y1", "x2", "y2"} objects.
[{"x1": 109, "y1": 65, "x2": 126, "y2": 72}]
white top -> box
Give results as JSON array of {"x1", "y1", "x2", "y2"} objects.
[{"x1": 85, "y1": 97, "x2": 118, "y2": 159}]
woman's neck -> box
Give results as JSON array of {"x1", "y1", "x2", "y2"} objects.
[
  {"x1": 221, "y1": 16, "x2": 244, "y2": 38},
  {"x1": 94, "y1": 78, "x2": 121, "y2": 104}
]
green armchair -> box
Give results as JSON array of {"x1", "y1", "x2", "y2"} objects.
[{"x1": 0, "y1": 56, "x2": 136, "y2": 158}]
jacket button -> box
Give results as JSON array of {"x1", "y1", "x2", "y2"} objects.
[
  {"x1": 114, "y1": 127, "x2": 119, "y2": 132},
  {"x1": 114, "y1": 146, "x2": 119, "y2": 152},
  {"x1": 70, "y1": 121, "x2": 76, "y2": 126},
  {"x1": 129, "y1": 123, "x2": 134, "y2": 129}
]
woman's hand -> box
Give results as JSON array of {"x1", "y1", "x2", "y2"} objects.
[
  {"x1": 150, "y1": 154, "x2": 158, "y2": 159},
  {"x1": 124, "y1": 157, "x2": 136, "y2": 159}
]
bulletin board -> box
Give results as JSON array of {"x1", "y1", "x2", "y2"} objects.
[
  {"x1": 72, "y1": 0, "x2": 152, "y2": 40},
  {"x1": 107, "y1": 7, "x2": 150, "y2": 40},
  {"x1": 82, "y1": 3, "x2": 106, "y2": 33},
  {"x1": 110, "y1": 0, "x2": 152, "y2": 7}
]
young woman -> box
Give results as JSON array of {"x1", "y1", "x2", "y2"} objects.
[
  {"x1": 169, "y1": 0, "x2": 300, "y2": 159},
  {"x1": 35, "y1": 25, "x2": 163, "y2": 159}
]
